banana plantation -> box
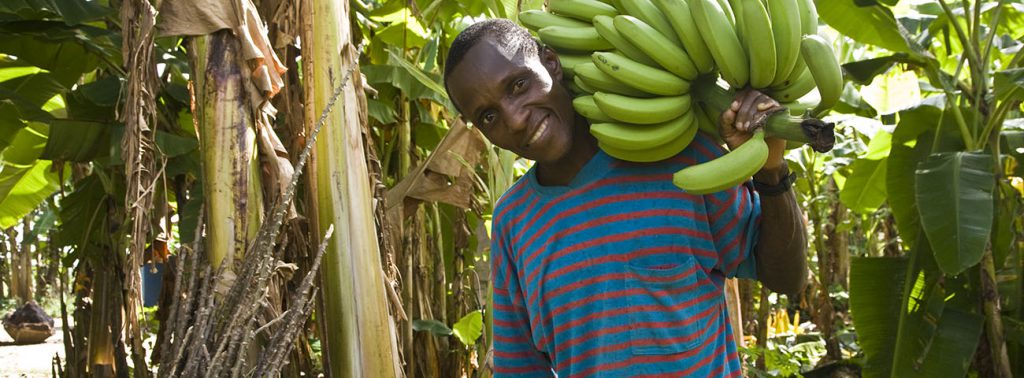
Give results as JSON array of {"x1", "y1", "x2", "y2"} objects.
[{"x1": 0, "y1": 0, "x2": 1022, "y2": 376}]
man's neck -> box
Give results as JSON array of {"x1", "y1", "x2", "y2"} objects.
[{"x1": 535, "y1": 118, "x2": 598, "y2": 186}]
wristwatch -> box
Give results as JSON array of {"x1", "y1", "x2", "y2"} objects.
[{"x1": 753, "y1": 171, "x2": 797, "y2": 196}]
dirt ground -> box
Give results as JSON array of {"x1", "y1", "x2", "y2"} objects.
[{"x1": 0, "y1": 322, "x2": 64, "y2": 377}]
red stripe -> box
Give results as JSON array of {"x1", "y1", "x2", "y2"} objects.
[
  {"x1": 518, "y1": 191, "x2": 704, "y2": 270},
  {"x1": 533, "y1": 259, "x2": 704, "y2": 332},
  {"x1": 492, "y1": 182, "x2": 530, "y2": 223},
  {"x1": 494, "y1": 364, "x2": 550, "y2": 374},
  {"x1": 494, "y1": 332, "x2": 534, "y2": 343},
  {"x1": 544, "y1": 285, "x2": 720, "y2": 348},
  {"x1": 511, "y1": 173, "x2": 675, "y2": 249},
  {"x1": 552, "y1": 293, "x2": 718, "y2": 360},
  {"x1": 719, "y1": 189, "x2": 751, "y2": 273},
  {"x1": 569, "y1": 314, "x2": 725, "y2": 376},
  {"x1": 524, "y1": 226, "x2": 709, "y2": 304},
  {"x1": 494, "y1": 349, "x2": 545, "y2": 359}
]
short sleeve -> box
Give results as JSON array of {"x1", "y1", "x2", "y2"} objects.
[
  {"x1": 490, "y1": 218, "x2": 555, "y2": 377},
  {"x1": 704, "y1": 180, "x2": 761, "y2": 279}
]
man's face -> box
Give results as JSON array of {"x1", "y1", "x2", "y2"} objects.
[{"x1": 447, "y1": 37, "x2": 577, "y2": 164}]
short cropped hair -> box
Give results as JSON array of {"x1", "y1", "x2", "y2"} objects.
[{"x1": 443, "y1": 18, "x2": 543, "y2": 101}]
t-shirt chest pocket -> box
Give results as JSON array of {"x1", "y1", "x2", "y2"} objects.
[{"x1": 625, "y1": 255, "x2": 712, "y2": 355}]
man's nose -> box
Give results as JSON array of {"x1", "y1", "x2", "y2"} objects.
[{"x1": 500, "y1": 101, "x2": 530, "y2": 132}]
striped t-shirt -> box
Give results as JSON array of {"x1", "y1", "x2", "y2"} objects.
[{"x1": 490, "y1": 132, "x2": 760, "y2": 377}]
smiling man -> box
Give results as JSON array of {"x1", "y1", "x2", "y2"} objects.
[{"x1": 444, "y1": 19, "x2": 808, "y2": 377}]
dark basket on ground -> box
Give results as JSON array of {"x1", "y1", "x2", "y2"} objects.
[{"x1": 2, "y1": 301, "x2": 55, "y2": 345}]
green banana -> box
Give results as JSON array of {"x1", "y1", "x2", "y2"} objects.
[
  {"x1": 766, "y1": 0, "x2": 802, "y2": 86},
  {"x1": 690, "y1": 0, "x2": 749, "y2": 88},
  {"x1": 573, "y1": 76, "x2": 597, "y2": 94},
  {"x1": 590, "y1": 110, "x2": 696, "y2": 150},
  {"x1": 693, "y1": 103, "x2": 721, "y2": 140},
  {"x1": 728, "y1": 0, "x2": 746, "y2": 50},
  {"x1": 779, "y1": 55, "x2": 806, "y2": 88},
  {"x1": 519, "y1": 10, "x2": 590, "y2": 31},
  {"x1": 538, "y1": 25, "x2": 613, "y2": 52},
  {"x1": 548, "y1": 0, "x2": 619, "y2": 22},
  {"x1": 768, "y1": 67, "x2": 814, "y2": 102},
  {"x1": 672, "y1": 129, "x2": 769, "y2": 194},
  {"x1": 800, "y1": 34, "x2": 843, "y2": 116},
  {"x1": 600, "y1": 119, "x2": 699, "y2": 162},
  {"x1": 796, "y1": 0, "x2": 818, "y2": 35},
  {"x1": 614, "y1": 15, "x2": 699, "y2": 80},
  {"x1": 574, "y1": 62, "x2": 654, "y2": 97},
  {"x1": 594, "y1": 92, "x2": 692, "y2": 124},
  {"x1": 740, "y1": 0, "x2": 776, "y2": 88},
  {"x1": 559, "y1": 53, "x2": 593, "y2": 79},
  {"x1": 573, "y1": 95, "x2": 617, "y2": 122},
  {"x1": 592, "y1": 15, "x2": 659, "y2": 67},
  {"x1": 592, "y1": 51, "x2": 691, "y2": 95},
  {"x1": 714, "y1": 0, "x2": 736, "y2": 26},
  {"x1": 652, "y1": 0, "x2": 715, "y2": 74},
  {"x1": 617, "y1": 0, "x2": 682, "y2": 45},
  {"x1": 567, "y1": 79, "x2": 590, "y2": 95}
]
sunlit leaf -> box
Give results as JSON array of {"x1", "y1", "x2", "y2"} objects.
[
  {"x1": 840, "y1": 157, "x2": 888, "y2": 214},
  {"x1": 860, "y1": 69, "x2": 922, "y2": 115},
  {"x1": 0, "y1": 159, "x2": 62, "y2": 228},
  {"x1": 452, "y1": 310, "x2": 483, "y2": 346},
  {"x1": 376, "y1": 21, "x2": 429, "y2": 49}
]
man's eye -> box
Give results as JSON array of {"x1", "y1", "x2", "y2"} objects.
[
  {"x1": 513, "y1": 78, "x2": 526, "y2": 91},
  {"x1": 481, "y1": 112, "x2": 496, "y2": 125}
]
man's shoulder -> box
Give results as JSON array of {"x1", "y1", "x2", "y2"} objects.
[{"x1": 493, "y1": 174, "x2": 534, "y2": 219}]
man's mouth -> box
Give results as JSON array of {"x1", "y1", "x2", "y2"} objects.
[{"x1": 527, "y1": 116, "x2": 549, "y2": 146}]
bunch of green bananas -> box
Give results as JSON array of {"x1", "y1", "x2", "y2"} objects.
[{"x1": 519, "y1": 0, "x2": 842, "y2": 194}]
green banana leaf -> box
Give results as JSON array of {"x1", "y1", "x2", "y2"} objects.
[
  {"x1": 452, "y1": 310, "x2": 483, "y2": 346},
  {"x1": 850, "y1": 256, "x2": 907, "y2": 377},
  {"x1": 0, "y1": 159, "x2": 62, "y2": 228},
  {"x1": 41, "y1": 120, "x2": 110, "y2": 162},
  {"x1": 840, "y1": 157, "x2": 887, "y2": 214},
  {"x1": 914, "y1": 152, "x2": 994, "y2": 276},
  {"x1": 852, "y1": 230, "x2": 983, "y2": 378},
  {"x1": 886, "y1": 103, "x2": 936, "y2": 245},
  {"x1": 840, "y1": 129, "x2": 892, "y2": 213},
  {"x1": 886, "y1": 100, "x2": 965, "y2": 247},
  {"x1": 994, "y1": 68, "x2": 1024, "y2": 104},
  {"x1": 0, "y1": 0, "x2": 112, "y2": 25},
  {"x1": 832, "y1": 82, "x2": 878, "y2": 118},
  {"x1": 813, "y1": 0, "x2": 914, "y2": 53}
]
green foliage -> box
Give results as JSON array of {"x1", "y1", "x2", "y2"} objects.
[
  {"x1": 452, "y1": 310, "x2": 483, "y2": 346},
  {"x1": 915, "y1": 152, "x2": 994, "y2": 275}
]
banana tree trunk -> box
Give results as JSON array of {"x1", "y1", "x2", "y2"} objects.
[
  {"x1": 189, "y1": 31, "x2": 265, "y2": 271},
  {"x1": 8, "y1": 222, "x2": 33, "y2": 303},
  {"x1": 301, "y1": 0, "x2": 400, "y2": 375}
]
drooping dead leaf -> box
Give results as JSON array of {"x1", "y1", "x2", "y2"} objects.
[
  {"x1": 386, "y1": 120, "x2": 486, "y2": 213},
  {"x1": 158, "y1": 0, "x2": 286, "y2": 100}
]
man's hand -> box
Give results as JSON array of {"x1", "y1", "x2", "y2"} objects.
[{"x1": 719, "y1": 89, "x2": 787, "y2": 172}]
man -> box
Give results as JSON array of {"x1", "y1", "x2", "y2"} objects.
[{"x1": 444, "y1": 19, "x2": 807, "y2": 377}]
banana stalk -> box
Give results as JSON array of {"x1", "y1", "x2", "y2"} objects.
[
  {"x1": 692, "y1": 78, "x2": 835, "y2": 153},
  {"x1": 190, "y1": 33, "x2": 265, "y2": 271},
  {"x1": 301, "y1": 0, "x2": 400, "y2": 376}
]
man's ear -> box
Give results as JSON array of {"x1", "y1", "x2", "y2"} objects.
[{"x1": 540, "y1": 46, "x2": 563, "y2": 82}]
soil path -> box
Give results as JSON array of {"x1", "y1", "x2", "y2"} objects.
[{"x1": 0, "y1": 322, "x2": 65, "y2": 377}]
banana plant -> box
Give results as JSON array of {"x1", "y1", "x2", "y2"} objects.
[{"x1": 823, "y1": 0, "x2": 1024, "y2": 376}]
